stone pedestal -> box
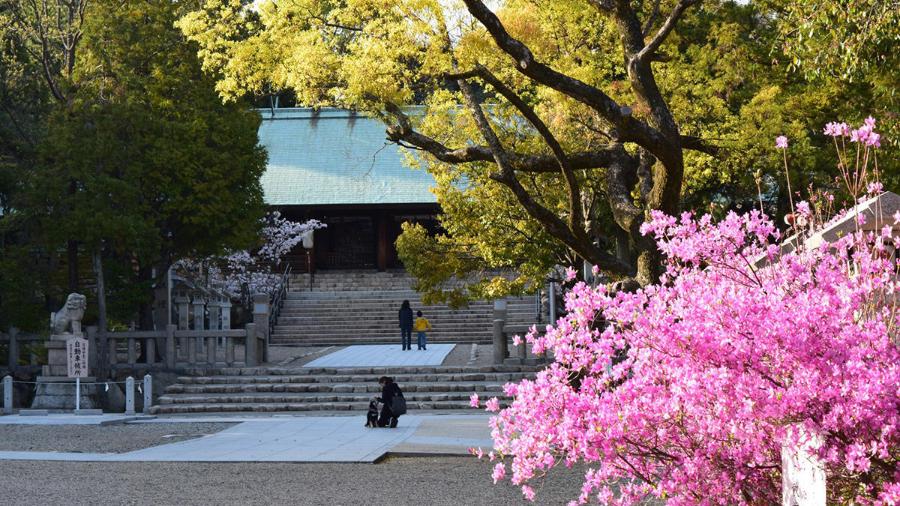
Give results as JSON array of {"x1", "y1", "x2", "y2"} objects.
[
  {"x1": 42, "y1": 333, "x2": 78, "y2": 377},
  {"x1": 32, "y1": 333, "x2": 100, "y2": 410},
  {"x1": 31, "y1": 376, "x2": 99, "y2": 410}
]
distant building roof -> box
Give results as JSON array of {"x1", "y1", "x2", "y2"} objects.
[{"x1": 256, "y1": 107, "x2": 437, "y2": 206}]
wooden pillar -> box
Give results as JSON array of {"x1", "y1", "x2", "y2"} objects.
[{"x1": 377, "y1": 212, "x2": 389, "y2": 271}]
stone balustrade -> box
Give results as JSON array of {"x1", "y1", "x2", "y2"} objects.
[{"x1": 104, "y1": 323, "x2": 262, "y2": 369}]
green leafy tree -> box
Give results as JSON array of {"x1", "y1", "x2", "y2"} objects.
[
  {"x1": 0, "y1": 0, "x2": 267, "y2": 329},
  {"x1": 180, "y1": 0, "x2": 898, "y2": 300}
]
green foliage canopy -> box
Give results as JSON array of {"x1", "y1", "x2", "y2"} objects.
[
  {"x1": 0, "y1": 0, "x2": 267, "y2": 329},
  {"x1": 180, "y1": 0, "x2": 898, "y2": 302}
]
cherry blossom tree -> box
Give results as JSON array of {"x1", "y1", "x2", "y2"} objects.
[
  {"x1": 473, "y1": 119, "x2": 900, "y2": 504},
  {"x1": 174, "y1": 213, "x2": 324, "y2": 298}
]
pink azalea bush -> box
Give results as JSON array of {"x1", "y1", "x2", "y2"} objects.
[{"x1": 475, "y1": 119, "x2": 900, "y2": 504}]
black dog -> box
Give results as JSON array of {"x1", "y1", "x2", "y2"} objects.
[{"x1": 365, "y1": 398, "x2": 381, "y2": 427}]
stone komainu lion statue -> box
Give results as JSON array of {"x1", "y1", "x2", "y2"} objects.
[{"x1": 51, "y1": 293, "x2": 87, "y2": 335}]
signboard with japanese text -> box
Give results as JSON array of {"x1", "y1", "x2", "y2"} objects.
[{"x1": 66, "y1": 337, "x2": 89, "y2": 378}]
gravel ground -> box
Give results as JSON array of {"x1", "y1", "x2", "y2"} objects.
[
  {"x1": 0, "y1": 457, "x2": 594, "y2": 505},
  {"x1": 0, "y1": 423, "x2": 236, "y2": 453}
]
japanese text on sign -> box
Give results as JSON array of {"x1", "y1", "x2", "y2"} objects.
[{"x1": 67, "y1": 337, "x2": 89, "y2": 378}]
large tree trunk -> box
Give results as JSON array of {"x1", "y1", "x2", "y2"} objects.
[{"x1": 67, "y1": 240, "x2": 79, "y2": 292}]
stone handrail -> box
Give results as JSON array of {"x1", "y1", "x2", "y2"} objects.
[{"x1": 103, "y1": 324, "x2": 263, "y2": 370}]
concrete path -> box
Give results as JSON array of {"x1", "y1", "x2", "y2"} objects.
[
  {"x1": 304, "y1": 344, "x2": 454, "y2": 367},
  {"x1": 0, "y1": 414, "x2": 494, "y2": 463}
]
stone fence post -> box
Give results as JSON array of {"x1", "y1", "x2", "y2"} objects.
[
  {"x1": 125, "y1": 376, "x2": 135, "y2": 415},
  {"x1": 143, "y1": 374, "x2": 152, "y2": 415},
  {"x1": 492, "y1": 320, "x2": 507, "y2": 365},
  {"x1": 3, "y1": 375, "x2": 12, "y2": 414},
  {"x1": 165, "y1": 324, "x2": 176, "y2": 369},
  {"x1": 252, "y1": 294, "x2": 269, "y2": 363},
  {"x1": 492, "y1": 301, "x2": 508, "y2": 365},
  {"x1": 244, "y1": 323, "x2": 258, "y2": 367}
]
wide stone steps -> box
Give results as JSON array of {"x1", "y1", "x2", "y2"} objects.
[
  {"x1": 152, "y1": 400, "x2": 502, "y2": 414},
  {"x1": 281, "y1": 300, "x2": 532, "y2": 308},
  {"x1": 158, "y1": 391, "x2": 508, "y2": 405},
  {"x1": 151, "y1": 365, "x2": 537, "y2": 414},
  {"x1": 289, "y1": 274, "x2": 416, "y2": 292},
  {"x1": 172, "y1": 367, "x2": 537, "y2": 382},
  {"x1": 166, "y1": 380, "x2": 508, "y2": 394},
  {"x1": 272, "y1": 270, "x2": 537, "y2": 347},
  {"x1": 271, "y1": 332, "x2": 487, "y2": 340},
  {"x1": 272, "y1": 321, "x2": 520, "y2": 332}
]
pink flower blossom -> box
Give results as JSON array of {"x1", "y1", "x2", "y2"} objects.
[
  {"x1": 824, "y1": 122, "x2": 850, "y2": 137},
  {"x1": 775, "y1": 135, "x2": 788, "y2": 149},
  {"x1": 850, "y1": 117, "x2": 882, "y2": 148},
  {"x1": 564, "y1": 267, "x2": 577, "y2": 282},
  {"x1": 492, "y1": 463, "x2": 506, "y2": 483},
  {"x1": 469, "y1": 392, "x2": 480, "y2": 408},
  {"x1": 521, "y1": 485, "x2": 535, "y2": 501},
  {"x1": 485, "y1": 397, "x2": 500, "y2": 412}
]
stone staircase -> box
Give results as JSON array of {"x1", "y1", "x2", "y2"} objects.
[
  {"x1": 272, "y1": 270, "x2": 538, "y2": 347},
  {"x1": 151, "y1": 364, "x2": 539, "y2": 414}
]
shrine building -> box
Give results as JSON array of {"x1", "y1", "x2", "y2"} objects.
[{"x1": 256, "y1": 107, "x2": 440, "y2": 272}]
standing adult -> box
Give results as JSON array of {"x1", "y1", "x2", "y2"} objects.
[
  {"x1": 376, "y1": 376, "x2": 403, "y2": 428},
  {"x1": 398, "y1": 300, "x2": 413, "y2": 351}
]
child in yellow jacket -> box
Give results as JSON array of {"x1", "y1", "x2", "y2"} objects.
[{"x1": 414, "y1": 311, "x2": 432, "y2": 350}]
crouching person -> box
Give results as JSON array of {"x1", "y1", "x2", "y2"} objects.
[{"x1": 376, "y1": 376, "x2": 405, "y2": 428}]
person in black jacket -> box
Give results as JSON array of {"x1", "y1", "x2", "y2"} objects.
[
  {"x1": 376, "y1": 376, "x2": 403, "y2": 428},
  {"x1": 398, "y1": 300, "x2": 414, "y2": 351}
]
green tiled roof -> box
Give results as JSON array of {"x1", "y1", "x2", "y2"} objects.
[{"x1": 257, "y1": 108, "x2": 437, "y2": 206}]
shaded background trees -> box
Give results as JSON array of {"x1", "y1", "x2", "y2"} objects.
[{"x1": 0, "y1": 0, "x2": 267, "y2": 330}]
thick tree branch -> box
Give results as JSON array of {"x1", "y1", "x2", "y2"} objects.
[
  {"x1": 452, "y1": 80, "x2": 633, "y2": 275},
  {"x1": 642, "y1": 0, "x2": 662, "y2": 36},
  {"x1": 680, "y1": 134, "x2": 719, "y2": 156},
  {"x1": 606, "y1": 146, "x2": 652, "y2": 251},
  {"x1": 383, "y1": 105, "x2": 628, "y2": 173},
  {"x1": 460, "y1": 0, "x2": 667, "y2": 151},
  {"x1": 635, "y1": 0, "x2": 700, "y2": 62},
  {"x1": 470, "y1": 66, "x2": 587, "y2": 242}
]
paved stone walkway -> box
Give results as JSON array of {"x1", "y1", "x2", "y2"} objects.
[
  {"x1": 303, "y1": 344, "x2": 455, "y2": 367},
  {"x1": 0, "y1": 414, "x2": 493, "y2": 463}
]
